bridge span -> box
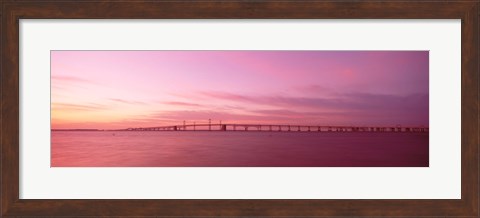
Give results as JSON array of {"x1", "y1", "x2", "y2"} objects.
[{"x1": 121, "y1": 123, "x2": 428, "y2": 133}]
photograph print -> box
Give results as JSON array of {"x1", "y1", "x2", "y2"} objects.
[{"x1": 51, "y1": 51, "x2": 429, "y2": 167}]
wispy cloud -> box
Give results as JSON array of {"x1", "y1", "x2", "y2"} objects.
[
  {"x1": 201, "y1": 91, "x2": 254, "y2": 102},
  {"x1": 109, "y1": 98, "x2": 146, "y2": 105},
  {"x1": 51, "y1": 75, "x2": 92, "y2": 83},
  {"x1": 200, "y1": 90, "x2": 428, "y2": 112},
  {"x1": 163, "y1": 101, "x2": 201, "y2": 107},
  {"x1": 51, "y1": 102, "x2": 108, "y2": 111},
  {"x1": 250, "y1": 109, "x2": 344, "y2": 118},
  {"x1": 293, "y1": 84, "x2": 336, "y2": 96}
]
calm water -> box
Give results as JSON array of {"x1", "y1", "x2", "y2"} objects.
[{"x1": 51, "y1": 131, "x2": 429, "y2": 167}]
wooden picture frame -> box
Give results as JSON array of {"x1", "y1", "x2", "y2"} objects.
[{"x1": 1, "y1": 1, "x2": 478, "y2": 217}]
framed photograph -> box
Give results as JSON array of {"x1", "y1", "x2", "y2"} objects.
[
  {"x1": 50, "y1": 50, "x2": 429, "y2": 168},
  {"x1": 1, "y1": 1, "x2": 478, "y2": 217}
]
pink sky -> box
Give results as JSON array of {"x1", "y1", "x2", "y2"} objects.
[{"x1": 51, "y1": 51, "x2": 429, "y2": 129}]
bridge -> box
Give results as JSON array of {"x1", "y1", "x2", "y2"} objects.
[{"x1": 121, "y1": 122, "x2": 428, "y2": 133}]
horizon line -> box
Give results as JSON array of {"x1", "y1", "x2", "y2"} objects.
[{"x1": 51, "y1": 122, "x2": 429, "y2": 131}]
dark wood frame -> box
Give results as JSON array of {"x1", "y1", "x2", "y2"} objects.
[{"x1": 1, "y1": 0, "x2": 478, "y2": 217}]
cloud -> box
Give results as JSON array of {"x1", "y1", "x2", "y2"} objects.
[
  {"x1": 109, "y1": 98, "x2": 146, "y2": 105},
  {"x1": 163, "y1": 101, "x2": 201, "y2": 107},
  {"x1": 200, "y1": 91, "x2": 344, "y2": 110},
  {"x1": 151, "y1": 110, "x2": 260, "y2": 122},
  {"x1": 201, "y1": 91, "x2": 254, "y2": 102},
  {"x1": 51, "y1": 75, "x2": 92, "y2": 83},
  {"x1": 341, "y1": 92, "x2": 429, "y2": 111},
  {"x1": 251, "y1": 109, "x2": 346, "y2": 118},
  {"x1": 200, "y1": 90, "x2": 428, "y2": 111},
  {"x1": 51, "y1": 102, "x2": 108, "y2": 111},
  {"x1": 294, "y1": 85, "x2": 336, "y2": 95}
]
